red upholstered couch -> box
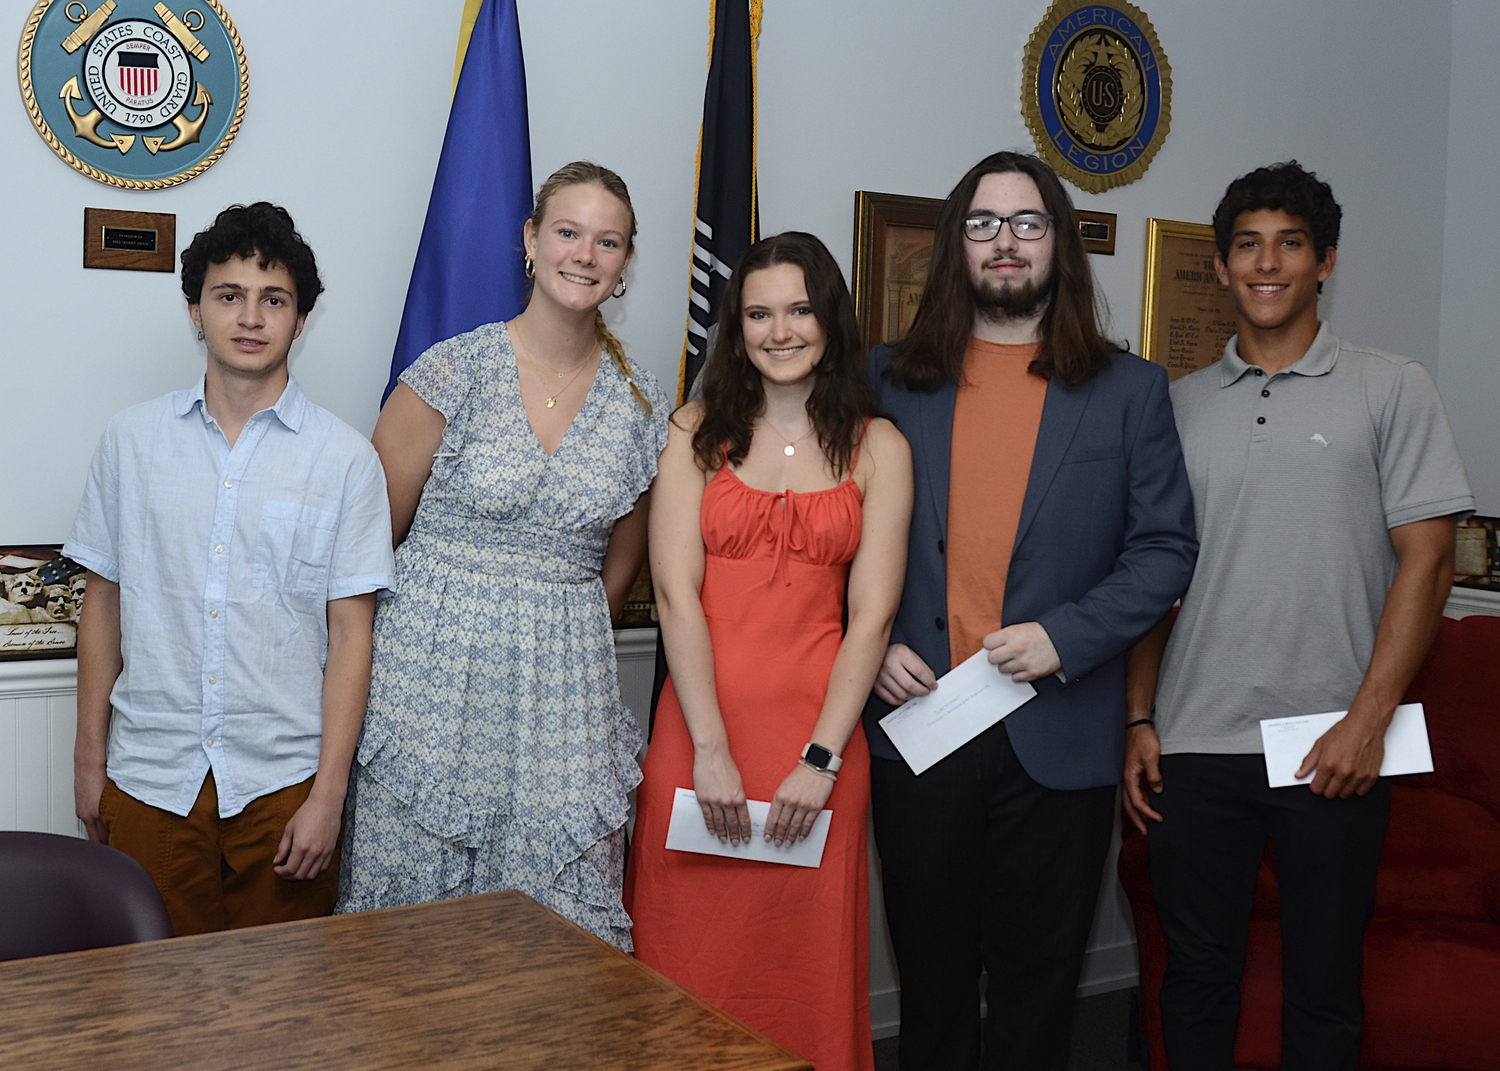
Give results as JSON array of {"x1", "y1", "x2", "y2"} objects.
[{"x1": 1119, "y1": 613, "x2": 1500, "y2": 1070}]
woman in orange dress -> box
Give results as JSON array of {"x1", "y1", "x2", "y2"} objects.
[{"x1": 625, "y1": 232, "x2": 912, "y2": 1071}]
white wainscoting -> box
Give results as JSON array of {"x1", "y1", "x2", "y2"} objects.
[{"x1": 0, "y1": 660, "x2": 83, "y2": 838}]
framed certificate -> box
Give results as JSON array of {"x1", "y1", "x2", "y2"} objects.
[
  {"x1": 852, "y1": 191, "x2": 943, "y2": 353},
  {"x1": 1140, "y1": 218, "x2": 1239, "y2": 381}
]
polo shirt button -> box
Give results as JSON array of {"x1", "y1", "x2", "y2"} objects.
[
  {"x1": 209, "y1": 609, "x2": 218, "y2": 618},
  {"x1": 205, "y1": 738, "x2": 213, "y2": 748},
  {"x1": 215, "y1": 545, "x2": 224, "y2": 554},
  {"x1": 208, "y1": 675, "x2": 217, "y2": 684},
  {"x1": 224, "y1": 480, "x2": 233, "y2": 488},
  {"x1": 1257, "y1": 416, "x2": 1266, "y2": 424},
  {"x1": 1261, "y1": 389, "x2": 1269, "y2": 398},
  {"x1": 1254, "y1": 369, "x2": 1264, "y2": 376},
  {"x1": 935, "y1": 617, "x2": 946, "y2": 631}
]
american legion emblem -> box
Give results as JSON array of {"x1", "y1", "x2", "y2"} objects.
[
  {"x1": 1021, "y1": 1, "x2": 1170, "y2": 194},
  {"x1": 18, "y1": 0, "x2": 247, "y2": 189}
]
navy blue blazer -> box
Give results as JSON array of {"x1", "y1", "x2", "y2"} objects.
[{"x1": 861, "y1": 344, "x2": 1197, "y2": 790}]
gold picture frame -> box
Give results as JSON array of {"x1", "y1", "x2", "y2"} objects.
[
  {"x1": 1140, "y1": 218, "x2": 1239, "y2": 381},
  {"x1": 852, "y1": 191, "x2": 943, "y2": 353}
]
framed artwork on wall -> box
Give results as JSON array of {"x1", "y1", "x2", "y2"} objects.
[
  {"x1": 1, "y1": 546, "x2": 85, "y2": 660},
  {"x1": 1140, "y1": 218, "x2": 1238, "y2": 381},
  {"x1": 852, "y1": 191, "x2": 944, "y2": 354}
]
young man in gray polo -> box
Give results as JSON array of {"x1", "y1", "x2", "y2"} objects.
[{"x1": 1122, "y1": 162, "x2": 1474, "y2": 1070}]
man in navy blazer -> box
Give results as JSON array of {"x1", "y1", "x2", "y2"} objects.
[{"x1": 863, "y1": 152, "x2": 1197, "y2": 1071}]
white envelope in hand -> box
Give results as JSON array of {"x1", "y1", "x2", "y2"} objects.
[
  {"x1": 879, "y1": 649, "x2": 1037, "y2": 775},
  {"x1": 1259, "y1": 703, "x2": 1434, "y2": 788},
  {"x1": 664, "y1": 787, "x2": 832, "y2": 867}
]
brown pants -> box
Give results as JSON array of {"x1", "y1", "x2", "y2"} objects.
[{"x1": 99, "y1": 771, "x2": 340, "y2": 937}]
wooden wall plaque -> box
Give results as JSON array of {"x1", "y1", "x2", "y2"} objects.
[
  {"x1": 1077, "y1": 210, "x2": 1117, "y2": 255},
  {"x1": 83, "y1": 208, "x2": 176, "y2": 273}
]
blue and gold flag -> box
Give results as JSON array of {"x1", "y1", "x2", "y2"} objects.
[{"x1": 383, "y1": 0, "x2": 531, "y2": 404}]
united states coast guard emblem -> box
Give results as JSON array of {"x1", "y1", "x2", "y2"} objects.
[
  {"x1": 1021, "y1": 1, "x2": 1171, "y2": 194},
  {"x1": 18, "y1": 0, "x2": 248, "y2": 189}
]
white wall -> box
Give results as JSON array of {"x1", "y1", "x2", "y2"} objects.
[
  {"x1": 3, "y1": 0, "x2": 1486, "y2": 542},
  {"x1": 1439, "y1": 0, "x2": 1500, "y2": 513}
]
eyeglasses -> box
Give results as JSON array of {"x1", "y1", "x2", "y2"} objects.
[{"x1": 963, "y1": 213, "x2": 1052, "y2": 242}]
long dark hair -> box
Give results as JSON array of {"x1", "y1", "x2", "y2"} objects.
[
  {"x1": 889, "y1": 151, "x2": 1113, "y2": 391},
  {"x1": 692, "y1": 232, "x2": 877, "y2": 477}
]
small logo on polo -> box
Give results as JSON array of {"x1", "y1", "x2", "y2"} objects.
[{"x1": 1309, "y1": 434, "x2": 1329, "y2": 446}]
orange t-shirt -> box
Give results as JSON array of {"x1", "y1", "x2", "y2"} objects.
[{"x1": 946, "y1": 338, "x2": 1047, "y2": 669}]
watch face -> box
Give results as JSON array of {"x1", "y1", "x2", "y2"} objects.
[{"x1": 804, "y1": 744, "x2": 833, "y2": 769}]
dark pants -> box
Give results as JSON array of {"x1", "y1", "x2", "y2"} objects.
[
  {"x1": 1148, "y1": 754, "x2": 1391, "y2": 1071},
  {"x1": 871, "y1": 722, "x2": 1116, "y2": 1071}
]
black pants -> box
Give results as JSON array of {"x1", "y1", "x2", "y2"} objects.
[
  {"x1": 1148, "y1": 754, "x2": 1391, "y2": 1071},
  {"x1": 871, "y1": 722, "x2": 1116, "y2": 1071}
]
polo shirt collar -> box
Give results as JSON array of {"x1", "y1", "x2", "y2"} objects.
[
  {"x1": 174, "y1": 375, "x2": 308, "y2": 433},
  {"x1": 1218, "y1": 320, "x2": 1338, "y2": 387}
]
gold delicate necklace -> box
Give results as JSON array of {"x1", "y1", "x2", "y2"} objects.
[
  {"x1": 762, "y1": 418, "x2": 816, "y2": 457},
  {"x1": 512, "y1": 326, "x2": 590, "y2": 408}
]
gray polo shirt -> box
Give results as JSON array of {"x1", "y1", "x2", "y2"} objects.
[{"x1": 1155, "y1": 322, "x2": 1474, "y2": 754}]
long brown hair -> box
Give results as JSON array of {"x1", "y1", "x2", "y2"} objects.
[
  {"x1": 889, "y1": 151, "x2": 1113, "y2": 391},
  {"x1": 529, "y1": 161, "x2": 651, "y2": 413},
  {"x1": 692, "y1": 232, "x2": 877, "y2": 477}
]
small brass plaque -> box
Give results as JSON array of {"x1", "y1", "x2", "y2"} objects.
[
  {"x1": 1077, "y1": 210, "x2": 1118, "y2": 255},
  {"x1": 84, "y1": 208, "x2": 175, "y2": 272},
  {"x1": 102, "y1": 227, "x2": 158, "y2": 253}
]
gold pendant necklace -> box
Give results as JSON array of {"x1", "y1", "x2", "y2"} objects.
[
  {"x1": 512, "y1": 326, "x2": 589, "y2": 408},
  {"x1": 764, "y1": 419, "x2": 815, "y2": 457}
]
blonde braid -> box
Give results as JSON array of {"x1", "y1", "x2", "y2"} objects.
[{"x1": 596, "y1": 311, "x2": 651, "y2": 414}]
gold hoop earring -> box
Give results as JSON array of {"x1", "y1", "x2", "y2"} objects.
[
  {"x1": 524, "y1": 253, "x2": 535, "y2": 279},
  {"x1": 612, "y1": 278, "x2": 627, "y2": 299}
]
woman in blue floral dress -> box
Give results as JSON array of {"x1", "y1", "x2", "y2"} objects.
[{"x1": 335, "y1": 162, "x2": 668, "y2": 948}]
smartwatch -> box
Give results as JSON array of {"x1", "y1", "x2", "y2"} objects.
[{"x1": 801, "y1": 742, "x2": 843, "y2": 773}]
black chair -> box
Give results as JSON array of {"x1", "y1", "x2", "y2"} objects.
[{"x1": 0, "y1": 831, "x2": 173, "y2": 962}]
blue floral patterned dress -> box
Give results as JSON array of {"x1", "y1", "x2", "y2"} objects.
[{"x1": 335, "y1": 321, "x2": 668, "y2": 949}]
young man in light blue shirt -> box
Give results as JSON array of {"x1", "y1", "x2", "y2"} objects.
[{"x1": 67, "y1": 203, "x2": 394, "y2": 935}]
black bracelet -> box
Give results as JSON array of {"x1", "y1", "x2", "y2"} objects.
[{"x1": 1126, "y1": 717, "x2": 1155, "y2": 730}]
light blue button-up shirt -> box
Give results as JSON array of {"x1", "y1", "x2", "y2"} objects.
[{"x1": 65, "y1": 377, "x2": 395, "y2": 817}]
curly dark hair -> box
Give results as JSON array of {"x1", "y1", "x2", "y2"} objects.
[
  {"x1": 692, "y1": 231, "x2": 877, "y2": 478},
  {"x1": 1212, "y1": 161, "x2": 1341, "y2": 263},
  {"x1": 180, "y1": 202, "x2": 324, "y2": 315}
]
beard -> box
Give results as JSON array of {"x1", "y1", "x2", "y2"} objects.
[{"x1": 971, "y1": 261, "x2": 1055, "y2": 323}]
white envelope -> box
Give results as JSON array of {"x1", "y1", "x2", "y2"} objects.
[
  {"x1": 664, "y1": 787, "x2": 832, "y2": 868},
  {"x1": 1259, "y1": 702, "x2": 1434, "y2": 788},
  {"x1": 878, "y1": 649, "x2": 1038, "y2": 775}
]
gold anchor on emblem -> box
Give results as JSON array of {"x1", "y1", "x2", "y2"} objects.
[
  {"x1": 60, "y1": 0, "x2": 116, "y2": 53},
  {"x1": 59, "y1": 76, "x2": 134, "y2": 153},
  {"x1": 142, "y1": 83, "x2": 211, "y2": 154}
]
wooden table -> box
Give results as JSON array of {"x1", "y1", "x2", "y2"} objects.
[{"x1": 0, "y1": 890, "x2": 813, "y2": 1070}]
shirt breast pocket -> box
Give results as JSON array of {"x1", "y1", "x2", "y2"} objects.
[{"x1": 253, "y1": 499, "x2": 338, "y2": 602}]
